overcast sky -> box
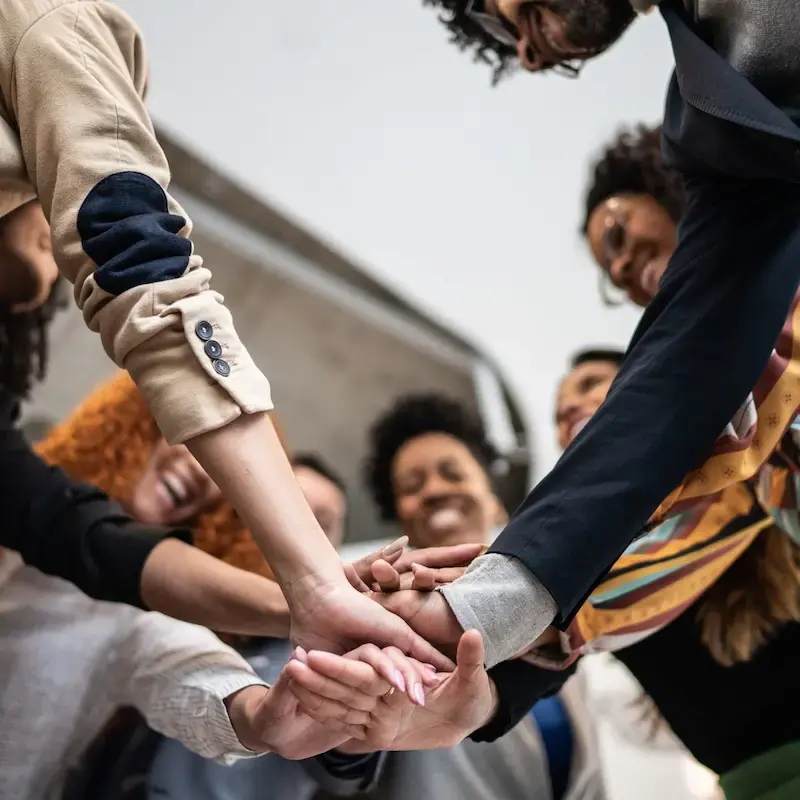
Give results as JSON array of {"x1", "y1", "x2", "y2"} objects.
[{"x1": 119, "y1": 0, "x2": 674, "y2": 473}]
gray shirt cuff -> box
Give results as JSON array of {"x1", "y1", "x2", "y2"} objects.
[{"x1": 439, "y1": 554, "x2": 558, "y2": 668}]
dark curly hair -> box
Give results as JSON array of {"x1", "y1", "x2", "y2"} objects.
[
  {"x1": 0, "y1": 277, "x2": 66, "y2": 399},
  {"x1": 571, "y1": 347, "x2": 625, "y2": 370},
  {"x1": 365, "y1": 393, "x2": 499, "y2": 521},
  {"x1": 582, "y1": 124, "x2": 686, "y2": 233},
  {"x1": 422, "y1": 0, "x2": 519, "y2": 84}
]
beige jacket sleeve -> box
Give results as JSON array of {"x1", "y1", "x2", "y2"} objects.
[{"x1": 0, "y1": 0, "x2": 272, "y2": 443}]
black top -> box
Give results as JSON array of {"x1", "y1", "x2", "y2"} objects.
[
  {"x1": 615, "y1": 600, "x2": 800, "y2": 775},
  {"x1": 481, "y1": 590, "x2": 800, "y2": 775},
  {"x1": 0, "y1": 387, "x2": 190, "y2": 608}
]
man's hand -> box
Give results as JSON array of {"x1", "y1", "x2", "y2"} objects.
[
  {"x1": 367, "y1": 588, "x2": 465, "y2": 662},
  {"x1": 344, "y1": 539, "x2": 484, "y2": 591},
  {"x1": 370, "y1": 559, "x2": 468, "y2": 592},
  {"x1": 292, "y1": 631, "x2": 498, "y2": 752}
]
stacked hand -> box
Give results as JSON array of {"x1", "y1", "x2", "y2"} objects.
[
  {"x1": 225, "y1": 643, "x2": 438, "y2": 759},
  {"x1": 288, "y1": 539, "x2": 480, "y2": 692},
  {"x1": 284, "y1": 630, "x2": 497, "y2": 753}
]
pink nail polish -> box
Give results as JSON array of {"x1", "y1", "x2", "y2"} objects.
[
  {"x1": 414, "y1": 684, "x2": 426, "y2": 706},
  {"x1": 393, "y1": 670, "x2": 407, "y2": 694}
]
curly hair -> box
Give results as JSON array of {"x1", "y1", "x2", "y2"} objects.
[
  {"x1": 582, "y1": 124, "x2": 686, "y2": 233},
  {"x1": 35, "y1": 370, "x2": 275, "y2": 580},
  {"x1": 422, "y1": 0, "x2": 519, "y2": 84},
  {"x1": 0, "y1": 278, "x2": 66, "y2": 399},
  {"x1": 365, "y1": 393, "x2": 499, "y2": 521}
]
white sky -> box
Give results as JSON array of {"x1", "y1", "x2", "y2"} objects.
[{"x1": 119, "y1": 0, "x2": 674, "y2": 474}]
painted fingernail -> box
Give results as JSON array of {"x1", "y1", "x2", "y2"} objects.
[
  {"x1": 383, "y1": 536, "x2": 409, "y2": 556},
  {"x1": 413, "y1": 684, "x2": 426, "y2": 706},
  {"x1": 295, "y1": 646, "x2": 308, "y2": 663},
  {"x1": 392, "y1": 670, "x2": 406, "y2": 693},
  {"x1": 424, "y1": 663, "x2": 437, "y2": 671}
]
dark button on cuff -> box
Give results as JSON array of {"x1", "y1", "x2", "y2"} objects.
[
  {"x1": 212, "y1": 359, "x2": 231, "y2": 377},
  {"x1": 204, "y1": 340, "x2": 223, "y2": 359},
  {"x1": 195, "y1": 320, "x2": 213, "y2": 341}
]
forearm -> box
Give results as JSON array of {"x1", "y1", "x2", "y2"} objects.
[
  {"x1": 141, "y1": 537, "x2": 291, "y2": 637},
  {"x1": 187, "y1": 413, "x2": 346, "y2": 598}
]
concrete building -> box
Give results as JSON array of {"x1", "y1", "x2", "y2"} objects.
[{"x1": 24, "y1": 127, "x2": 532, "y2": 546}]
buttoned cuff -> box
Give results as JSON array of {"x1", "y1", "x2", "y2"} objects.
[
  {"x1": 203, "y1": 672, "x2": 270, "y2": 764},
  {"x1": 439, "y1": 554, "x2": 558, "y2": 668},
  {"x1": 121, "y1": 279, "x2": 273, "y2": 444}
]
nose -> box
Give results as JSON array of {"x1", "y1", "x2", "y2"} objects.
[
  {"x1": 607, "y1": 253, "x2": 633, "y2": 291},
  {"x1": 420, "y1": 473, "x2": 455, "y2": 504}
]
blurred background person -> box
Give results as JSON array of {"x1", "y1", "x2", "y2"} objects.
[{"x1": 334, "y1": 393, "x2": 605, "y2": 800}]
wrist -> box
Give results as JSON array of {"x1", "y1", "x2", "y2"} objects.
[
  {"x1": 225, "y1": 685, "x2": 271, "y2": 753},
  {"x1": 476, "y1": 679, "x2": 500, "y2": 731}
]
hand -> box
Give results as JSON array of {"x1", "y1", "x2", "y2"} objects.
[
  {"x1": 293, "y1": 631, "x2": 498, "y2": 752},
  {"x1": 368, "y1": 588, "x2": 465, "y2": 662},
  {"x1": 224, "y1": 678, "x2": 350, "y2": 760},
  {"x1": 288, "y1": 577, "x2": 456, "y2": 691},
  {"x1": 285, "y1": 643, "x2": 439, "y2": 716},
  {"x1": 344, "y1": 539, "x2": 485, "y2": 592},
  {"x1": 370, "y1": 560, "x2": 467, "y2": 592}
]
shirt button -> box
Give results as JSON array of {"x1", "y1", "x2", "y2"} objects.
[
  {"x1": 212, "y1": 359, "x2": 231, "y2": 377},
  {"x1": 195, "y1": 321, "x2": 213, "y2": 341},
  {"x1": 204, "y1": 340, "x2": 223, "y2": 359}
]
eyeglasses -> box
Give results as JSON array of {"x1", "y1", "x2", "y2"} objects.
[
  {"x1": 465, "y1": 0, "x2": 519, "y2": 47},
  {"x1": 465, "y1": 0, "x2": 585, "y2": 78}
]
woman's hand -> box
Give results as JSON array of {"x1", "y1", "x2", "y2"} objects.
[{"x1": 290, "y1": 631, "x2": 498, "y2": 753}]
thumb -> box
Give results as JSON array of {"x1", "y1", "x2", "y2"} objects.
[{"x1": 454, "y1": 629, "x2": 485, "y2": 681}]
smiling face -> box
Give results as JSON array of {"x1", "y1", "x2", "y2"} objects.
[
  {"x1": 586, "y1": 193, "x2": 678, "y2": 308},
  {"x1": 556, "y1": 359, "x2": 619, "y2": 450},
  {"x1": 128, "y1": 438, "x2": 222, "y2": 527},
  {"x1": 391, "y1": 432, "x2": 506, "y2": 548}
]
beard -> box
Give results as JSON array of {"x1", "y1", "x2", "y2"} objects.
[{"x1": 542, "y1": 0, "x2": 635, "y2": 52}]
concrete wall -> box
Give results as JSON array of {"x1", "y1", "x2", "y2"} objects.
[{"x1": 24, "y1": 226, "x2": 478, "y2": 545}]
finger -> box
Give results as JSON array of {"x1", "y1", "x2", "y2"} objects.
[
  {"x1": 288, "y1": 680, "x2": 374, "y2": 726},
  {"x1": 392, "y1": 543, "x2": 487, "y2": 572},
  {"x1": 361, "y1": 645, "x2": 438, "y2": 705},
  {"x1": 455, "y1": 630, "x2": 486, "y2": 680},
  {"x1": 371, "y1": 559, "x2": 402, "y2": 592},
  {"x1": 306, "y1": 643, "x2": 410, "y2": 696},
  {"x1": 343, "y1": 562, "x2": 371, "y2": 592},
  {"x1": 284, "y1": 658, "x2": 387, "y2": 710},
  {"x1": 410, "y1": 563, "x2": 438, "y2": 591},
  {"x1": 347, "y1": 537, "x2": 409, "y2": 587}
]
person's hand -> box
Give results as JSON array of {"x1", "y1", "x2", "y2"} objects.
[
  {"x1": 367, "y1": 588, "x2": 465, "y2": 662},
  {"x1": 370, "y1": 559, "x2": 468, "y2": 592},
  {"x1": 344, "y1": 539, "x2": 484, "y2": 591},
  {"x1": 288, "y1": 576, "x2": 456, "y2": 693},
  {"x1": 226, "y1": 645, "x2": 438, "y2": 759},
  {"x1": 292, "y1": 630, "x2": 498, "y2": 752}
]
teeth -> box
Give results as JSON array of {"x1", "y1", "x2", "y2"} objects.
[
  {"x1": 162, "y1": 474, "x2": 187, "y2": 504},
  {"x1": 428, "y1": 508, "x2": 462, "y2": 530},
  {"x1": 570, "y1": 418, "x2": 590, "y2": 442}
]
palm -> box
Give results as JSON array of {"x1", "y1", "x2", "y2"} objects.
[
  {"x1": 259, "y1": 680, "x2": 349, "y2": 760},
  {"x1": 338, "y1": 630, "x2": 495, "y2": 754}
]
